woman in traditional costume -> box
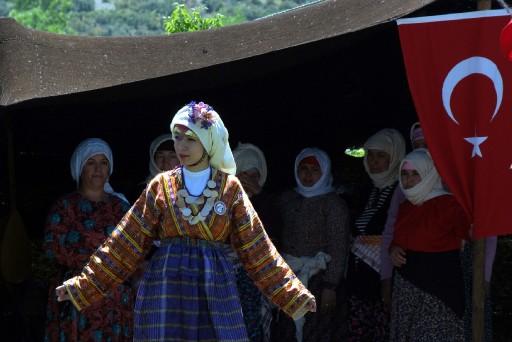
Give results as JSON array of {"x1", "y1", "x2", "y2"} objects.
[
  {"x1": 44, "y1": 138, "x2": 134, "y2": 342},
  {"x1": 389, "y1": 148, "x2": 469, "y2": 341},
  {"x1": 55, "y1": 101, "x2": 315, "y2": 341}
]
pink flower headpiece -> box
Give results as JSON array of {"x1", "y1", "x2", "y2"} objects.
[{"x1": 187, "y1": 101, "x2": 216, "y2": 129}]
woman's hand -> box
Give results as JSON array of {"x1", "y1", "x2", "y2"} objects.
[
  {"x1": 306, "y1": 297, "x2": 317, "y2": 313},
  {"x1": 55, "y1": 285, "x2": 70, "y2": 302},
  {"x1": 320, "y1": 288, "x2": 336, "y2": 313},
  {"x1": 390, "y1": 246, "x2": 407, "y2": 267}
]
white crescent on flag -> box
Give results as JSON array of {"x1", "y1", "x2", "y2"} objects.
[{"x1": 442, "y1": 56, "x2": 503, "y2": 124}]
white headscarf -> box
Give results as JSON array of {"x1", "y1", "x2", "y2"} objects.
[
  {"x1": 294, "y1": 148, "x2": 335, "y2": 198},
  {"x1": 148, "y1": 134, "x2": 175, "y2": 180},
  {"x1": 170, "y1": 101, "x2": 236, "y2": 175},
  {"x1": 363, "y1": 128, "x2": 406, "y2": 189},
  {"x1": 409, "y1": 121, "x2": 425, "y2": 147},
  {"x1": 399, "y1": 148, "x2": 450, "y2": 205},
  {"x1": 70, "y1": 138, "x2": 128, "y2": 203},
  {"x1": 233, "y1": 142, "x2": 267, "y2": 187}
]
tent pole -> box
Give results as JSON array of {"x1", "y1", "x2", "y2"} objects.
[
  {"x1": 473, "y1": 2, "x2": 491, "y2": 340},
  {"x1": 472, "y1": 239, "x2": 486, "y2": 342}
]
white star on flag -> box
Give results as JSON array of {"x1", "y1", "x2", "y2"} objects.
[{"x1": 464, "y1": 136, "x2": 488, "y2": 158}]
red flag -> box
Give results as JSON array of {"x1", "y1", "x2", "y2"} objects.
[{"x1": 398, "y1": 10, "x2": 512, "y2": 238}]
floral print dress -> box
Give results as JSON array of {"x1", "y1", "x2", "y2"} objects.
[{"x1": 44, "y1": 192, "x2": 134, "y2": 342}]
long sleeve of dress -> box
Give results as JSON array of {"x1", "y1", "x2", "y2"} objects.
[
  {"x1": 63, "y1": 179, "x2": 162, "y2": 311},
  {"x1": 323, "y1": 195, "x2": 350, "y2": 286},
  {"x1": 229, "y1": 180, "x2": 315, "y2": 320},
  {"x1": 380, "y1": 187, "x2": 405, "y2": 280}
]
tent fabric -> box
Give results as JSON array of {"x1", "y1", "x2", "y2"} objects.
[{"x1": 0, "y1": 0, "x2": 435, "y2": 107}]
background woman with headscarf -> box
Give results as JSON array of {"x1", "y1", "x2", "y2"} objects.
[
  {"x1": 380, "y1": 122, "x2": 426, "y2": 308},
  {"x1": 44, "y1": 138, "x2": 134, "y2": 341},
  {"x1": 147, "y1": 133, "x2": 180, "y2": 181},
  {"x1": 54, "y1": 102, "x2": 315, "y2": 341},
  {"x1": 347, "y1": 128, "x2": 405, "y2": 341},
  {"x1": 230, "y1": 142, "x2": 274, "y2": 342},
  {"x1": 389, "y1": 149, "x2": 469, "y2": 341},
  {"x1": 273, "y1": 147, "x2": 350, "y2": 342},
  {"x1": 130, "y1": 134, "x2": 180, "y2": 202}
]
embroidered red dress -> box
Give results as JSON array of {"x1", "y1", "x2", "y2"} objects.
[{"x1": 44, "y1": 192, "x2": 134, "y2": 342}]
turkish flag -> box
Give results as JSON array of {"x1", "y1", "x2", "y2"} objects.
[{"x1": 398, "y1": 10, "x2": 512, "y2": 238}]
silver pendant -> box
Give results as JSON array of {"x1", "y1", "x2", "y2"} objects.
[{"x1": 213, "y1": 201, "x2": 227, "y2": 215}]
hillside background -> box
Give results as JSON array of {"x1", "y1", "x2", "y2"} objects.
[{"x1": 0, "y1": 0, "x2": 318, "y2": 36}]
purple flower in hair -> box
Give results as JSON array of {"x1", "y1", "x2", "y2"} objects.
[{"x1": 187, "y1": 101, "x2": 215, "y2": 129}]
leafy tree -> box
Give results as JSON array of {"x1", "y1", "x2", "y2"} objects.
[
  {"x1": 8, "y1": 0, "x2": 74, "y2": 34},
  {"x1": 163, "y1": 4, "x2": 224, "y2": 33}
]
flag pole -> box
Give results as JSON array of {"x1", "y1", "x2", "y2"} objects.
[{"x1": 473, "y1": 4, "x2": 491, "y2": 342}]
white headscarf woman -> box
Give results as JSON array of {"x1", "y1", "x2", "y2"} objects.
[
  {"x1": 363, "y1": 128, "x2": 406, "y2": 189},
  {"x1": 233, "y1": 142, "x2": 267, "y2": 187},
  {"x1": 147, "y1": 134, "x2": 179, "y2": 181},
  {"x1": 70, "y1": 138, "x2": 128, "y2": 203},
  {"x1": 399, "y1": 148, "x2": 449, "y2": 205},
  {"x1": 294, "y1": 148, "x2": 335, "y2": 198}
]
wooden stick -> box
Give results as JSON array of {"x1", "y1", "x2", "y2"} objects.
[{"x1": 473, "y1": 239, "x2": 486, "y2": 342}]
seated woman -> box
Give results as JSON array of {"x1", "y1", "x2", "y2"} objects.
[
  {"x1": 389, "y1": 148, "x2": 469, "y2": 341},
  {"x1": 55, "y1": 102, "x2": 315, "y2": 341},
  {"x1": 44, "y1": 138, "x2": 134, "y2": 342},
  {"x1": 274, "y1": 147, "x2": 350, "y2": 342}
]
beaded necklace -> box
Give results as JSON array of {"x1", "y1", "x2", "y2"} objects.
[{"x1": 176, "y1": 167, "x2": 219, "y2": 225}]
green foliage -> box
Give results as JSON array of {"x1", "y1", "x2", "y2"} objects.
[
  {"x1": 8, "y1": 0, "x2": 74, "y2": 34},
  {"x1": 4, "y1": 0, "x2": 317, "y2": 36},
  {"x1": 163, "y1": 4, "x2": 224, "y2": 34}
]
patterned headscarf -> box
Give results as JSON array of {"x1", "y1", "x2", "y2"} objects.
[
  {"x1": 170, "y1": 101, "x2": 236, "y2": 175},
  {"x1": 294, "y1": 147, "x2": 335, "y2": 198},
  {"x1": 399, "y1": 148, "x2": 449, "y2": 205},
  {"x1": 363, "y1": 128, "x2": 406, "y2": 189},
  {"x1": 233, "y1": 142, "x2": 267, "y2": 187},
  {"x1": 70, "y1": 138, "x2": 128, "y2": 203}
]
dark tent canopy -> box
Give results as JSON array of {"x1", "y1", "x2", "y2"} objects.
[
  {"x1": 0, "y1": 0, "x2": 437, "y2": 106},
  {"x1": 0, "y1": 0, "x2": 449, "y2": 222}
]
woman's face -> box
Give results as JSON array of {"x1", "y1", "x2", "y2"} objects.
[
  {"x1": 366, "y1": 149, "x2": 391, "y2": 174},
  {"x1": 80, "y1": 154, "x2": 109, "y2": 190},
  {"x1": 297, "y1": 161, "x2": 322, "y2": 187},
  {"x1": 412, "y1": 139, "x2": 427, "y2": 150},
  {"x1": 237, "y1": 168, "x2": 261, "y2": 197},
  {"x1": 173, "y1": 128, "x2": 208, "y2": 171},
  {"x1": 401, "y1": 169, "x2": 422, "y2": 189},
  {"x1": 154, "y1": 150, "x2": 180, "y2": 171}
]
